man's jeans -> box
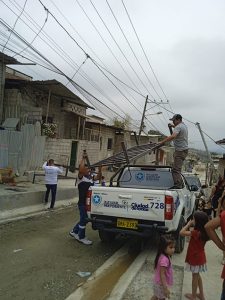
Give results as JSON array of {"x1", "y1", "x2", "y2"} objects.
[
  {"x1": 221, "y1": 280, "x2": 225, "y2": 300},
  {"x1": 45, "y1": 184, "x2": 57, "y2": 208},
  {"x1": 73, "y1": 205, "x2": 88, "y2": 239},
  {"x1": 172, "y1": 149, "x2": 188, "y2": 187}
]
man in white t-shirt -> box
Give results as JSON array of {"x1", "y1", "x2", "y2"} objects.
[
  {"x1": 159, "y1": 114, "x2": 188, "y2": 188},
  {"x1": 42, "y1": 159, "x2": 63, "y2": 209}
]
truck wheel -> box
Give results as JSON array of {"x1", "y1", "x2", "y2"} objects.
[
  {"x1": 98, "y1": 230, "x2": 116, "y2": 243},
  {"x1": 175, "y1": 216, "x2": 185, "y2": 253}
]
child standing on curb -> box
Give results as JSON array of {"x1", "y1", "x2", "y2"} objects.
[
  {"x1": 180, "y1": 211, "x2": 209, "y2": 300},
  {"x1": 217, "y1": 193, "x2": 225, "y2": 265},
  {"x1": 151, "y1": 235, "x2": 175, "y2": 300},
  {"x1": 205, "y1": 210, "x2": 225, "y2": 299}
]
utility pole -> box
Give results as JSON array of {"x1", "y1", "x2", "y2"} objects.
[
  {"x1": 138, "y1": 95, "x2": 148, "y2": 142},
  {"x1": 196, "y1": 122, "x2": 214, "y2": 185}
]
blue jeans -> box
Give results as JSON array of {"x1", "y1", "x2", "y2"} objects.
[
  {"x1": 72, "y1": 205, "x2": 88, "y2": 239},
  {"x1": 221, "y1": 280, "x2": 225, "y2": 300},
  {"x1": 45, "y1": 184, "x2": 57, "y2": 208}
]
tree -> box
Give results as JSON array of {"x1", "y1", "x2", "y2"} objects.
[{"x1": 112, "y1": 114, "x2": 131, "y2": 130}]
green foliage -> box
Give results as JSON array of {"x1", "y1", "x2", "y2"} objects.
[
  {"x1": 42, "y1": 123, "x2": 57, "y2": 138},
  {"x1": 113, "y1": 115, "x2": 131, "y2": 130}
]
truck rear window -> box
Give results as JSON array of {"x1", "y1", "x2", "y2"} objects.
[{"x1": 119, "y1": 168, "x2": 174, "y2": 189}]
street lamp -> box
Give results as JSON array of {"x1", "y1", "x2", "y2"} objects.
[{"x1": 145, "y1": 111, "x2": 162, "y2": 117}]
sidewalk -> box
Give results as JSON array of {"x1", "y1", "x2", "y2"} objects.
[
  {"x1": 0, "y1": 178, "x2": 78, "y2": 223},
  {"x1": 174, "y1": 232, "x2": 223, "y2": 300}
]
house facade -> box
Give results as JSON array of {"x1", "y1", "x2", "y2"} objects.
[{"x1": 0, "y1": 55, "x2": 160, "y2": 174}]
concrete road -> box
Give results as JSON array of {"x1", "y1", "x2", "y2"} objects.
[{"x1": 0, "y1": 206, "x2": 125, "y2": 300}]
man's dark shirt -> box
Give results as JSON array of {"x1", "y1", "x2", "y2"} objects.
[{"x1": 78, "y1": 175, "x2": 93, "y2": 205}]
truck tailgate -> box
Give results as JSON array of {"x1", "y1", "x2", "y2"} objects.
[{"x1": 91, "y1": 187, "x2": 166, "y2": 222}]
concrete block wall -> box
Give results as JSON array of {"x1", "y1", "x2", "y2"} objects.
[
  {"x1": 44, "y1": 138, "x2": 72, "y2": 165},
  {"x1": 77, "y1": 140, "x2": 100, "y2": 165},
  {"x1": 4, "y1": 88, "x2": 23, "y2": 106},
  {"x1": 4, "y1": 88, "x2": 42, "y2": 123},
  {"x1": 99, "y1": 126, "x2": 114, "y2": 158},
  {"x1": 17, "y1": 87, "x2": 79, "y2": 139}
]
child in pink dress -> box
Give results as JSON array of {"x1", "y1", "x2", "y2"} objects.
[{"x1": 151, "y1": 235, "x2": 175, "y2": 300}]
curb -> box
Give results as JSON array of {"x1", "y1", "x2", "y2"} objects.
[
  {"x1": 65, "y1": 244, "x2": 130, "y2": 300},
  {"x1": 107, "y1": 248, "x2": 150, "y2": 300},
  {"x1": 0, "y1": 197, "x2": 78, "y2": 224}
]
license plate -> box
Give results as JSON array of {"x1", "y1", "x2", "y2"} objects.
[{"x1": 117, "y1": 218, "x2": 138, "y2": 230}]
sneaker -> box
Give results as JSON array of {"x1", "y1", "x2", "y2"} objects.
[
  {"x1": 47, "y1": 207, "x2": 54, "y2": 211},
  {"x1": 69, "y1": 231, "x2": 79, "y2": 239},
  {"x1": 78, "y1": 237, "x2": 93, "y2": 245}
]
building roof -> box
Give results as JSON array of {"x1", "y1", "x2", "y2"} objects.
[
  {"x1": 30, "y1": 80, "x2": 93, "y2": 108},
  {"x1": 216, "y1": 138, "x2": 225, "y2": 145},
  {"x1": 6, "y1": 67, "x2": 33, "y2": 81},
  {"x1": 86, "y1": 115, "x2": 105, "y2": 124},
  {"x1": 0, "y1": 52, "x2": 21, "y2": 65},
  {"x1": 5, "y1": 79, "x2": 93, "y2": 109}
]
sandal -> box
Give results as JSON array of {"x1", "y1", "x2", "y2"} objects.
[{"x1": 196, "y1": 294, "x2": 205, "y2": 300}]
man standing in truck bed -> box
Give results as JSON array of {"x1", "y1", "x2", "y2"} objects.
[{"x1": 159, "y1": 114, "x2": 188, "y2": 188}]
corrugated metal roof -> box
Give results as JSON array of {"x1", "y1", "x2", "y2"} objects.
[
  {"x1": 91, "y1": 142, "x2": 159, "y2": 167},
  {"x1": 29, "y1": 80, "x2": 93, "y2": 108},
  {"x1": 0, "y1": 52, "x2": 21, "y2": 65}
]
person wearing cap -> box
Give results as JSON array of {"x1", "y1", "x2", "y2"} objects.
[
  {"x1": 159, "y1": 114, "x2": 188, "y2": 188},
  {"x1": 69, "y1": 153, "x2": 102, "y2": 245}
]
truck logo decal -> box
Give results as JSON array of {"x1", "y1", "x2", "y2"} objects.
[
  {"x1": 92, "y1": 194, "x2": 102, "y2": 205},
  {"x1": 135, "y1": 172, "x2": 144, "y2": 181},
  {"x1": 146, "y1": 174, "x2": 160, "y2": 181},
  {"x1": 104, "y1": 201, "x2": 127, "y2": 209},
  {"x1": 131, "y1": 202, "x2": 164, "y2": 210},
  {"x1": 131, "y1": 203, "x2": 149, "y2": 211}
]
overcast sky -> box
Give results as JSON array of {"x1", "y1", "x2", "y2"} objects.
[{"x1": 1, "y1": 0, "x2": 225, "y2": 153}]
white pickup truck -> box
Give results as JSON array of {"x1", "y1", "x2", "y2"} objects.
[{"x1": 86, "y1": 165, "x2": 198, "y2": 253}]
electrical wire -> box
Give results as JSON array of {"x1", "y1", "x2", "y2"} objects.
[
  {"x1": 13, "y1": 4, "x2": 49, "y2": 58},
  {"x1": 75, "y1": 0, "x2": 142, "y2": 96},
  {"x1": 88, "y1": 0, "x2": 158, "y2": 101},
  {"x1": 121, "y1": 0, "x2": 172, "y2": 121},
  {"x1": 0, "y1": 19, "x2": 137, "y2": 125},
  {"x1": 0, "y1": 2, "x2": 188, "y2": 139},
  {"x1": 1, "y1": 1, "x2": 169, "y2": 135},
  {"x1": 65, "y1": 55, "x2": 88, "y2": 86},
  {"x1": 2, "y1": 0, "x2": 134, "y2": 117},
  {"x1": 121, "y1": 0, "x2": 168, "y2": 101},
  {"x1": 7, "y1": 0, "x2": 149, "y2": 113},
  {"x1": 105, "y1": 0, "x2": 161, "y2": 100},
  {"x1": 2, "y1": 0, "x2": 220, "y2": 149},
  {"x1": 2, "y1": 0, "x2": 28, "y2": 52},
  {"x1": 36, "y1": 0, "x2": 144, "y2": 117}
]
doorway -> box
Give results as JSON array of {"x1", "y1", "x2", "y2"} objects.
[{"x1": 69, "y1": 141, "x2": 78, "y2": 172}]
